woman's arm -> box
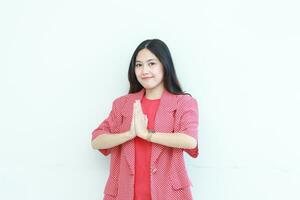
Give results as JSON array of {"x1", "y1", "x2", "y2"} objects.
[
  {"x1": 91, "y1": 131, "x2": 134, "y2": 150},
  {"x1": 92, "y1": 96, "x2": 137, "y2": 151},
  {"x1": 134, "y1": 99, "x2": 198, "y2": 150},
  {"x1": 92, "y1": 110, "x2": 136, "y2": 150},
  {"x1": 145, "y1": 131, "x2": 197, "y2": 149}
]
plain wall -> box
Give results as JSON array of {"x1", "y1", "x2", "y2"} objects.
[{"x1": 1, "y1": 0, "x2": 300, "y2": 199}]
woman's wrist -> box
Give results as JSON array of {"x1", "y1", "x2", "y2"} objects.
[
  {"x1": 146, "y1": 129, "x2": 155, "y2": 141},
  {"x1": 126, "y1": 130, "x2": 135, "y2": 140}
]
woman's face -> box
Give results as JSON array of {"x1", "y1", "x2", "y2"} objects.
[{"x1": 135, "y1": 48, "x2": 164, "y2": 90}]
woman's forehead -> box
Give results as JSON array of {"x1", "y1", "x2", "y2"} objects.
[
  {"x1": 136, "y1": 49, "x2": 158, "y2": 62},
  {"x1": 136, "y1": 58, "x2": 158, "y2": 63}
]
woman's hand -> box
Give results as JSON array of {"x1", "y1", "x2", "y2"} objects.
[
  {"x1": 127, "y1": 102, "x2": 137, "y2": 139},
  {"x1": 134, "y1": 100, "x2": 149, "y2": 140}
]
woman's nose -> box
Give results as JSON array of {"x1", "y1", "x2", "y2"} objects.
[{"x1": 142, "y1": 65, "x2": 150, "y2": 73}]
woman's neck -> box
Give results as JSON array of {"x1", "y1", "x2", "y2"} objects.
[{"x1": 144, "y1": 84, "x2": 164, "y2": 100}]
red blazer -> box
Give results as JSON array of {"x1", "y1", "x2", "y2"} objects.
[{"x1": 91, "y1": 88, "x2": 199, "y2": 200}]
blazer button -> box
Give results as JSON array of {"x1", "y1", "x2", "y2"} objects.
[{"x1": 152, "y1": 168, "x2": 157, "y2": 174}]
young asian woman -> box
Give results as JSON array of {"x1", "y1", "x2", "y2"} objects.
[{"x1": 91, "y1": 39, "x2": 199, "y2": 200}]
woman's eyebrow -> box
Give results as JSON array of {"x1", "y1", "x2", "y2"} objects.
[{"x1": 136, "y1": 58, "x2": 157, "y2": 63}]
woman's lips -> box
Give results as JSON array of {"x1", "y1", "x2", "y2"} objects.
[{"x1": 142, "y1": 77, "x2": 153, "y2": 80}]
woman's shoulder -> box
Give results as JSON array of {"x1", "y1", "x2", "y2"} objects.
[
  {"x1": 111, "y1": 92, "x2": 137, "y2": 106},
  {"x1": 174, "y1": 93, "x2": 199, "y2": 113},
  {"x1": 175, "y1": 93, "x2": 198, "y2": 104},
  {"x1": 112, "y1": 93, "x2": 130, "y2": 104}
]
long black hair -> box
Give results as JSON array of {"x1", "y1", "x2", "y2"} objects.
[{"x1": 128, "y1": 39, "x2": 190, "y2": 95}]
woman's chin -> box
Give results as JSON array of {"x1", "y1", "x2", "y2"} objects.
[
  {"x1": 140, "y1": 81, "x2": 164, "y2": 90},
  {"x1": 141, "y1": 84, "x2": 156, "y2": 90},
  {"x1": 142, "y1": 86, "x2": 153, "y2": 90}
]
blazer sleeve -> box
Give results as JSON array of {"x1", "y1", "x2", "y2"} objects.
[
  {"x1": 91, "y1": 98, "x2": 123, "y2": 156},
  {"x1": 177, "y1": 96, "x2": 199, "y2": 158}
]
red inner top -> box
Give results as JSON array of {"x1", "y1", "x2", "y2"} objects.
[{"x1": 134, "y1": 96, "x2": 160, "y2": 200}]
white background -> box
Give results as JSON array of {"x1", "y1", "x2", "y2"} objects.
[{"x1": 1, "y1": 0, "x2": 300, "y2": 199}]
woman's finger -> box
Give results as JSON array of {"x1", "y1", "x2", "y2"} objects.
[
  {"x1": 134, "y1": 102, "x2": 137, "y2": 116},
  {"x1": 145, "y1": 115, "x2": 148, "y2": 125},
  {"x1": 137, "y1": 100, "x2": 143, "y2": 114},
  {"x1": 135, "y1": 101, "x2": 140, "y2": 114}
]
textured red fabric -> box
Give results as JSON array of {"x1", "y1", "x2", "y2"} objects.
[
  {"x1": 91, "y1": 88, "x2": 199, "y2": 200},
  {"x1": 134, "y1": 96, "x2": 160, "y2": 200}
]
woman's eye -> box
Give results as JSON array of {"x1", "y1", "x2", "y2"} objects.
[
  {"x1": 149, "y1": 62, "x2": 155, "y2": 66},
  {"x1": 135, "y1": 64, "x2": 142, "y2": 67}
]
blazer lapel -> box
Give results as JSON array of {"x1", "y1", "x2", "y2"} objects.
[
  {"x1": 122, "y1": 89, "x2": 145, "y2": 174},
  {"x1": 122, "y1": 88, "x2": 178, "y2": 174},
  {"x1": 152, "y1": 89, "x2": 177, "y2": 167}
]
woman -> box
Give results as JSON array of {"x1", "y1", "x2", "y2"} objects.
[{"x1": 91, "y1": 39, "x2": 199, "y2": 200}]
